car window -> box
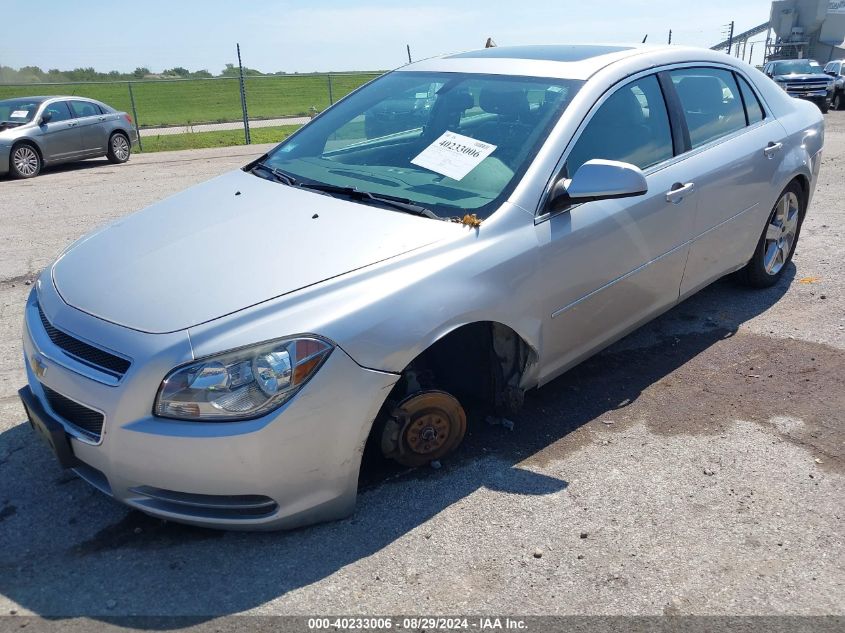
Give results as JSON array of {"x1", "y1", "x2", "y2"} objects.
[
  {"x1": 670, "y1": 68, "x2": 746, "y2": 149},
  {"x1": 42, "y1": 101, "x2": 73, "y2": 123},
  {"x1": 736, "y1": 75, "x2": 765, "y2": 125},
  {"x1": 564, "y1": 74, "x2": 673, "y2": 177},
  {"x1": 69, "y1": 100, "x2": 101, "y2": 118}
]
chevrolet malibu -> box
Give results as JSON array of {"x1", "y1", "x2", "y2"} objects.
[{"x1": 19, "y1": 45, "x2": 824, "y2": 530}]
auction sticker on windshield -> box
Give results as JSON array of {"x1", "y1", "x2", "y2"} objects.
[
  {"x1": 10, "y1": 110, "x2": 29, "y2": 118},
  {"x1": 411, "y1": 131, "x2": 497, "y2": 181}
]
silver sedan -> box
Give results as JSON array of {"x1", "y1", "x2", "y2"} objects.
[
  {"x1": 0, "y1": 96, "x2": 138, "y2": 178},
  {"x1": 19, "y1": 45, "x2": 824, "y2": 530}
]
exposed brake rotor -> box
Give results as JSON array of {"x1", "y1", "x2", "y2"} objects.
[{"x1": 380, "y1": 390, "x2": 467, "y2": 467}]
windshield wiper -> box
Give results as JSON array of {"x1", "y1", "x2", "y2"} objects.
[
  {"x1": 297, "y1": 183, "x2": 441, "y2": 220},
  {"x1": 250, "y1": 162, "x2": 297, "y2": 186}
]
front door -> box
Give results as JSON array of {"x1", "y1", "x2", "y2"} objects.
[
  {"x1": 536, "y1": 74, "x2": 698, "y2": 384},
  {"x1": 37, "y1": 101, "x2": 82, "y2": 162}
]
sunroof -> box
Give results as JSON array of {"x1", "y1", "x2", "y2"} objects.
[{"x1": 447, "y1": 45, "x2": 633, "y2": 63}]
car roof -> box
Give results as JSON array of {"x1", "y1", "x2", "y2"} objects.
[
  {"x1": 398, "y1": 44, "x2": 715, "y2": 80},
  {"x1": 0, "y1": 96, "x2": 101, "y2": 103},
  {"x1": 446, "y1": 44, "x2": 635, "y2": 63}
]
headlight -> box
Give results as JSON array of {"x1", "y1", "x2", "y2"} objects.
[{"x1": 154, "y1": 336, "x2": 333, "y2": 421}]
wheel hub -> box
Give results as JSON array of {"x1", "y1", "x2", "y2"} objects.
[{"x1": 381, "y1": 390, "x2": 467, "y2": 467}]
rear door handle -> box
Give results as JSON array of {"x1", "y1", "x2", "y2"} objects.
[
  {"x1": 764, "y1": 142, "x2": 783, "y2": 158},
  {"x1": 666, "y1": 182, "x2": 695, "y2": 204}
]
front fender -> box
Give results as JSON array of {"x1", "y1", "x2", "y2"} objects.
[{"x1": 187, "y1": 203, "x2": 544, "y2": 382}]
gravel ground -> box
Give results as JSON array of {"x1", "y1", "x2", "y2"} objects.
[{"x1": 0, "y1": 115, "x2": 843, "y2": 621}]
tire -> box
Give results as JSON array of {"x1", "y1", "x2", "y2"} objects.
[
  {"x1": 9, "y1": 142, "x2": 41, "y2": 179},
  {"x1": 820, "y1": 100, "x2": 830, "y2": 114},
  {"x1": 106, "y1": 132, "x2": 131, "y2": 164},
  {"x1": 834, "y1": 90, "x2": 844, "y2": 111},
  {"x1": 737, "y1": 181, "x2": 804, "y2": 288}
]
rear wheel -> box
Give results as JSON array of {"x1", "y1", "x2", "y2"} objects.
[
  {"x1": 737, "y1": 181, "x2": 804, "y2": 288},
  {"x1": 833, "y1": 90, "x2": 844, "y2": 111},
  {"x1": 10, "y1": 143, "x2": 41, "y2": 178},
  {"x1": 107, "y1": 132, "x2": 131, "y2": 164},
  {"x1": 379, "y1": 390, "x2": 467, "y2": 467}
]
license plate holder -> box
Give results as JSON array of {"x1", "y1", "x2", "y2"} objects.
[{"x1": 18, "y1": 387, "x2": 81, "y2": 470}]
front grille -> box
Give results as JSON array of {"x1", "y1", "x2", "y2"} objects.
[
  {"x1": 37, "y1": 304, "x2": 131, "y2": 378},
  {"x1": 786, "y1": 80, "x2": 829, "y2": 91},
  {"x1": 42, "y1": 386, "x2": 104, "y2": 441}
]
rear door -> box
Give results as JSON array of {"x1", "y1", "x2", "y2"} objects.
[
  {"x1": 37, "y1": 101, "x2": 83, "y2": 162},
  {"x1": 537, "y1": 73, "x2": 699, "y2": 382},
  {"x1": 69, "y1": 100, "x2": 107, "y2": 154},
  {"x1": 666, "y1": 67, "x2": 785, "y2": 297}
]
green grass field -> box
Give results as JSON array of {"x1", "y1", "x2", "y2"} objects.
[
  {"x1": 0, "y1": 73, "x2": 380, "y2": 128},
  {"x1": 138, "y1": 124, "x2": 302, "y2": 152}
]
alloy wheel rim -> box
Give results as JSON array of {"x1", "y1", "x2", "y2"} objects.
[
  {"x1": 112, "y1": 136, "x2": 129, "y2": 160},
  {"x1": 763, "y1": 191, "x2": 799, "y2": 276},
  {"x1": 13, "y1": 146, "x2": 38, "y2": 176}
]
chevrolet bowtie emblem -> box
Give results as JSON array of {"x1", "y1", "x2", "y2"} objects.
[{"x1": 32, "y1": 354, "x2": 48, "y2": 379}]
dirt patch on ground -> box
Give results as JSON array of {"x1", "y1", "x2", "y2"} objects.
[{"x1": 519, "y1": 327, "x2": 844, "y2": 473}]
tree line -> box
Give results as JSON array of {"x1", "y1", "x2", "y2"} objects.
[{"x1": 0, "y1": 63, "x2": 283, "y2": 84}]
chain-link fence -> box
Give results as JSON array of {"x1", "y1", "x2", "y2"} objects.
[{"x1": 0, "y1": 73, "x2": 382, "y2": 150}]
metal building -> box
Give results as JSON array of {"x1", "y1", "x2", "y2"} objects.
[{"x1": 766, "y1": 0, "x2": 845, "y2": 61}]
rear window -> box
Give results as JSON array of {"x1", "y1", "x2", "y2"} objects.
[{"x1": 70, "y1": 100, "x2": 103, "y2": 118}]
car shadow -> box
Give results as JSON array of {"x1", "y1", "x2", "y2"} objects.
[
  {"x1": 0, "y1": 158, "x2": 115, "y2": 182},
  {"x1": 0, "y1": 267, "x2": 796, "y2": 622}
]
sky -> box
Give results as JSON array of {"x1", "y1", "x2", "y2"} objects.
[{"x1": 0, "y1": 0, "x2": 776, "y2": 74}]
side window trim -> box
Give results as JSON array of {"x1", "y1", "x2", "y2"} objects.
[
  {"x1": 63, "y1": 101, "x2": 78, "y2": 120},
  {"x1": 734, "y1": 70, "x2": 769, "y2": 121},
  {"x1": 656, "y1": 71, "x2": 691, "y2": 154},
  {"x1": 733, "y1": 72, "x2": 761, "y2": 126}
]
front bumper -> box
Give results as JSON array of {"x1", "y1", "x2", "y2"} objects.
[
  {"x1": 786, "y1": 89, "x2": 832, "y2": 103},
  {"x1": 22, "y1": 283, "x2": 398, "y2": 530}
]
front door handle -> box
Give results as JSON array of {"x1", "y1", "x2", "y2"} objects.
[
  {"x1": 666, "y1": 182, "x2": 695, "y2": 204},
  {"x1": 764, "y1": 142, "x2": 783, "y2": 158}
]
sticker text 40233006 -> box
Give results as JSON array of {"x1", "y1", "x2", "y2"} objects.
[{"x1": 410, "y1": 131, "x2": 497, "y2": 181}]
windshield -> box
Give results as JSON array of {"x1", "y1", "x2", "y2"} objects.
[
  {"x1": 0, "y1": 98, "x2": 43, "y2": 124},
  {"x1": 773, "y1": 60, "x2": 822, "y2": 75},
  {"x1": 259, "y1": 71, "x2": 582, "y2": 219}
]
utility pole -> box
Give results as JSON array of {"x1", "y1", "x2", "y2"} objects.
[
  {"x1": 406, "y1": 44, "x2": 412, "y2": 64},
  {"x1": 668, "y1": 29, "x2": 672, "y2": 45},
  {"x1": 748, "y1": 41, "x2": 756, "y2": 65},
  {"x1": 726, "y1": 21, "x2": 735, "y2": 55}
]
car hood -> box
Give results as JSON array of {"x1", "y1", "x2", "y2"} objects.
[{"x1": 52, "y1": 169, "x2": 459, "y2": 334}]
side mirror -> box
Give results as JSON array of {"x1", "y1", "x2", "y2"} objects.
[
  {"x1": 40, "y1": 111, "x2": 52, "y2": 124},
  {"x1": 548, "y1": 159, "x2": 648, "y2": 213}
]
